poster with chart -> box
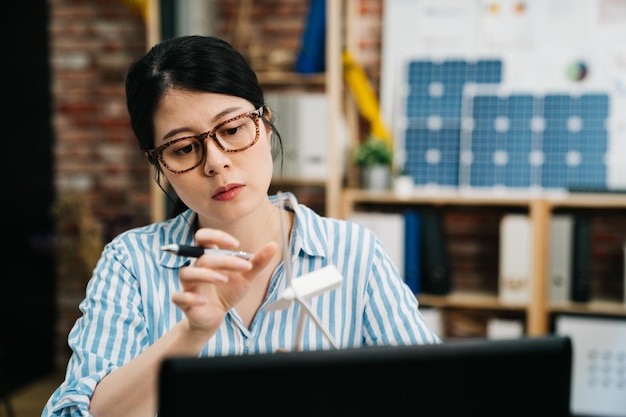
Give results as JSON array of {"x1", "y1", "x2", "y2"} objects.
[{"x1": 381, "y1": 0, "x2": 626, "y2": 192}]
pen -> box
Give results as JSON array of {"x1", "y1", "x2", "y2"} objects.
[{"x1": 160, "y1": 244, "x2": 254, "y2": 260}]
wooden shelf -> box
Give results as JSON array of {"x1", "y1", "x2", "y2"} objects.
[
  {"x1": 342, "y1": 187, "x2": 626, "y2": 337},
  {"x1": 341, "y1": 188, "x2": 536, "y2": 217},
  {"x1": 257, "y1": 71, "x2": 325, "y2": 90},
  {"x1": 341, "y1": 188, "x2": 626, "y2": 216},
  {"x1": 419, "y1": 294, "x2": 626, "y2": 317},
  {"x1": 418, "y1": 292, "x2": 526, "y2": 312},
  {"x1": 547, "y1": 192, "x2": 626, "y2": 208},
  {"x1": 271, "y1": 178, "x2": 327, "y2": 187},
  {"x1": 550, "y1": 300, "x2": 626, "y2": 317}
]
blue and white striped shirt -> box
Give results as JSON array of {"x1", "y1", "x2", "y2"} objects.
[{"x1": 43, "y1": 193, "x2": 441, "y2": 417}]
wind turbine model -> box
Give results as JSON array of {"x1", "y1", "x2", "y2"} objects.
[{"x1": 264, "y1": 192, "x2": 342, "y2": 351}]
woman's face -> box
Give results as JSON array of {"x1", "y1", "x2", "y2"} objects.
[{"x1": 153, "y1": 88, "x2": 274, "y2": 226}]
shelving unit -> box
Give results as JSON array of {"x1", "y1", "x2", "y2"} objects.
[
  {"x1": 341, "y1": 188, "x2": 626, "y2": 337},
  {"x1": 263, "y1": 0, "x2": 345, "y2": 218}
]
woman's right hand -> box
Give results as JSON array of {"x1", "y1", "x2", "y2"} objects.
[{"x1": 171, "y1": 228, "x2": 278, "y2": 334}]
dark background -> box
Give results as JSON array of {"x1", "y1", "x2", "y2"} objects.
[{"x1": 1, "y1": 1, "x2": 56, "y2": 392}]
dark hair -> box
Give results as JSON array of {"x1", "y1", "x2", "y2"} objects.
[{"x1": 125, "y1": 35, "x2": 282, "y2": 216}]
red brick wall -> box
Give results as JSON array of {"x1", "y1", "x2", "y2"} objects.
[
  {"x1": 50, "y1": 0, "x2": 150, "y2": 369},
  {"x1": 216, "y1": 0, "x2": 310, "y2": 74}
]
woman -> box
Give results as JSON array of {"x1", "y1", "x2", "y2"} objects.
[{"x1": 43, "y1": 35, "x2": 440, "y2": 417}]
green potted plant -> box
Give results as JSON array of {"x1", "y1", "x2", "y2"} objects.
[{"x1": 352, "y1": 135, "x2": 394, "y2": 190}]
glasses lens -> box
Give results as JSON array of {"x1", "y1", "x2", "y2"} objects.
[
  {"x1": 161, "y1": 137, "x2": 204, "y2": 172},
  {"x1": 156, "y1": 111, "x2": 260, "y2": 173},
  {"x1": 214, "y1": 113, "x2": 258, "y2": 151}
]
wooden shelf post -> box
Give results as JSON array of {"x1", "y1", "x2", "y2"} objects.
[{"x1": 527, "y1": 199, "x2": 550, "y2": 335}]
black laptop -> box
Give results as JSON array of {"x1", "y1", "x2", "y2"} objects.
[{"x1": 158, "y1": 335, "x2": 572, "y2": 417}]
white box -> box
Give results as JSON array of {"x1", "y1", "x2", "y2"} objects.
[
  {"x1": 266, "y1": 92, "x2": 328, "y2": 181},
  {"x1": 486, "y1": 317, "x2": 524, "y2": 339}
]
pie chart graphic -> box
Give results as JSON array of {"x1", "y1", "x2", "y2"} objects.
[{"x1": 566, "y1": 60, "x2": 588, "y2": 82}]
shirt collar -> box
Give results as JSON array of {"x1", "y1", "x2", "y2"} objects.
[
  {"x1": 158, "y1": 211, "x2": 196, "y2": 269},
  {"x1": 284, "y1": 193, "x2": 328, "y2": 259},
  {"x1": 158, "y1": 193, "x2": 330, "y2": 269}
]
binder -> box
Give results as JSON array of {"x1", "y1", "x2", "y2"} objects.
[
  {"x1": 548, "y1": 214, "x2": 574, "y2": 303},
  {"x1": 498, "y1": 214, "x2": 532, "y2": 304},
  {"x1": 403, "y1": 209, "x2": 422, "y2": 294},
  {"x1": 421, "y1": 211, "x2": 451, "y2": 295},
  {"x1": 294, "y1": 0, "x2": 326, "y2": 74},
  {"x1": 571, "y1": 215, "x2": 591, "y2": 302}
]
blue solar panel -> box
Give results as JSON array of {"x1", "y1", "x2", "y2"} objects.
[
  {"x1": 541, "y1": 94, "x2": 608, "y2": 189},
  {"x1": 401, "y1": 59, "x2": 502, "y2": 187},
  {"x1": 459, "y1": 88, "x2": 610, "y2": 191},
  {"x1": 404, "y1": 123, "x2": 461, "y2": 186},
  {"x1": 462, "y1": 93, "x2": 536, "y2": 188}
]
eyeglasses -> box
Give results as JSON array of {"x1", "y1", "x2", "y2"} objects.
[{"x1": 148, "y1": 107, "x2": 264, "y2": 174}]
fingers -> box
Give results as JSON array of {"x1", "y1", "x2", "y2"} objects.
[
  {"x1": 180, "y1": 254, "x2": 252, "y2": 285},
  {"x1": 174, "y1": 240, "x2": 279, "y2": 316},
  {"x1": 249, "y1": 241, "x2": 279, "y2": 268},
  {"x1": 192, "y1": 229, "x2": 280, "y2": 270},
  {"x1": 178, "y1": 240, "x2": 278, "y2": 287},
  {"x1": 194, "y1": 228, "x2": 242, "y2": 250},
  {"x1": 179, "y1": 265, "x2": 229, "y2": 283},
  {"x1": 171, "y1": 291, "x2": 207, "y2": 309}
]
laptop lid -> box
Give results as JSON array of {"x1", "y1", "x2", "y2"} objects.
[{"x1": 158, "y1": 335, "x2": 572, "y2": 417}]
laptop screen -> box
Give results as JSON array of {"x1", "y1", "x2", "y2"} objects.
[{"x1": 158, "y1": 335, "x2": 572, "y2": 416}]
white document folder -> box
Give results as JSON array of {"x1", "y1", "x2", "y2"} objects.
[
  {"x1": 498, "y1": 214, "x2": 532, "y2": 304},
  {"x1": 548, "y1": 215, "x2": 573, "y2": 303}
]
